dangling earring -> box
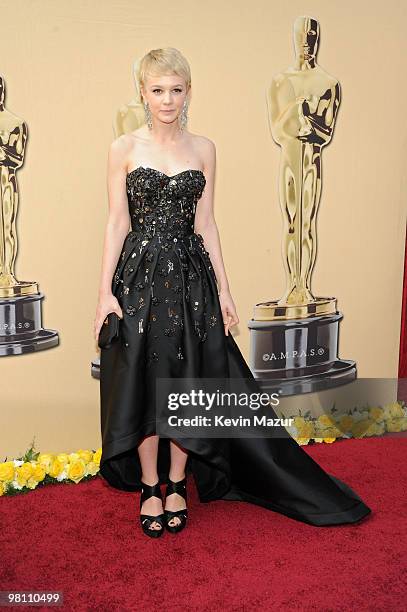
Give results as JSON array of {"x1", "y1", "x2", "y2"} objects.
[
  {"x1": 143, "y1": 101, "x2": 153, "y2": 130},
  {"x1": 178, "y1": 99, "x2": 189, "y2": 132}
]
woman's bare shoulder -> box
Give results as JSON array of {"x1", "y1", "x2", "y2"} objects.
[
  {"x1": 110, "y1": 127, "x2": 148, "y2": 150},
  {"x1": 189, "y1": 131, "x2": 216, "y2": 149},
  {"x1": 105, "y1": 135, "x2": 130, "y2": 174},
  {"x1": 189, "y1": 132, "x2": 216, "y2": 166},
  {"x1": 109, "y1": 133, "x2": 131, "y2": 154},
  {"x1": 108, "y1": 129, "x2": 147, "y2": 171}
]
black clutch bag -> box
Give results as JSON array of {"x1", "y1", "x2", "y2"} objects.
[{"x1": 98, "y1": 312, "x2": 121, "y2": 349}]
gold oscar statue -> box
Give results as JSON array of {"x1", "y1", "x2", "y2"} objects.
[
  {"x1": 0, "y1": 77, "x2": 34, "y2": 296},
  {"x1": 248, "y1": 16, "x2": 355, "y2": 395},
  {"x1": 0, "y1": 75, "x2": 58, "y2": 355},
  {"x1": 113, "y1": 59, "x2": 146, "y2": 138}
]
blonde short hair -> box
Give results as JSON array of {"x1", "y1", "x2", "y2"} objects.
[{"x1": 137, "y1": 47, "x2": 191, "y2": 93}]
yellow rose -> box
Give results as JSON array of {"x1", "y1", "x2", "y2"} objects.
[
  {"x1": 388, "y1": 402, "x2": 405, "y2": 418},
  {"x1": 37, "y1": 453, "x2": 54, "y2": 470},
  {"x1": 0, "y1": 481, "x2": 5, "y2": 495},
  {"x1": 382, "y1": 405, "x2": 391, "y2": 419},
  {"x1": 365, "y1": 421, "x2": 385, "y2": 437},
  {"x1": 68, "y1": 452, "x2": 80, "y2": 462},
  {"x1": 323, "y1": 426, "x2": 342, "y2": 438},
  {"x1": 314, "y1": 438, "x2": 324, "y2": 443},
  {"x1": 77, "y1": 450, "x2": 93, "y2": 463},
  {"x1": 93, "y1": 448, "x2": 102, "y2": 466},
  {"x1": 19, "y1": 462, "x2": 34, "y2": 480},
  {"x1": 369, "y1": 407, "x2": 384, "y2": 422},
  {"x1": 86, "y1": 461, "x2": 99, "y2": 476},
  {"x1": 49, "y1": 459, "x2": 64, "y2": 479},
  {"x1": 317, "y1": 414, "x2": 334, "y2": 427},
  {"x1": 32, "y1": 464, "x2": 46, "y2": 482},
  {"x1": 351, "y1": 419, "x2": 373, "y2": 438},
  {"x1": 399, "y1": 417, "x2": 407, "y2": 431},
  {"x1": 16, "y1": 462, "x2": 34, "y2": 487},
  {"x1": 56, "y1": 453, "x2": 69, "y2": 465},
  {"x1": 295, "y1": 437, "x2": 310, "y2": 445},
  {"x1": 297, "y1": 422, "x2": 315, "y2": 438},
  {"x1": 68, "y1": 459, "x2": 86, "y2": 483},
  {"x1": 0, "y1": 461, "x2": 15, "y2": 483},
  {"x1": 293, "y1": 416, "x2": 307, "y2": 428},
  {"x1": 323, "y1": 438, "x2": 336, "y2": 443},
  {"x1": 386, "y1": 418, "x2": 403, "y2": 433},
  {"x1": 26, "y1": 478, "x2": 40, "y2": 490},
  {"x1": 338, "y1": 415, "x2": 354, "y2": 431}
]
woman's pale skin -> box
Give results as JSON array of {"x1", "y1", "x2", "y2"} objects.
[{"x1": 94, "y1": 71, "x2": 239, "y2": 531}]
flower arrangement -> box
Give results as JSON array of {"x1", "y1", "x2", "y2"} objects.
[
  {"x1": 282, "y1": 400, "x2": 407, "y2": 445},
  {"x1": 0, "y1": 438, "x2": 101, "y2": 497}
]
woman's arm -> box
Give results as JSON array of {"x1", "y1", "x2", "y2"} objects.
[
  {"x1": 194, "y1": 138, "x2": 239, "y2": 334},
  {"x1": 94, "y1": 137, "x2": 130, "y2": 342},
  {"x1": 98, "y1": 137, "x2": 131, "y2": 298},
  {"x1": 194, "y1": 138, "x2": 229, "y2": 293}
]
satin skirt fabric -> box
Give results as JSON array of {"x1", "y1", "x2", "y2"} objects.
[{"x1": 99, "y1": 232, "x2": 371, "y2": 527}]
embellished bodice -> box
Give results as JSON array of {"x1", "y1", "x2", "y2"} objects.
[{"x1": 126, "y1": 166, "x2": 206, "y2": 241}]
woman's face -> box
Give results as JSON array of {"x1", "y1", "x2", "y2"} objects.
[{"x1": 141, "y1": 73, "x2": 189, "y2": 126}]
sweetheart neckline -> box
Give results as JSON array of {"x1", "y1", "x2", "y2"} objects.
[{"x1": 126, "y1": 165, "x2": 205, "y2": 181}]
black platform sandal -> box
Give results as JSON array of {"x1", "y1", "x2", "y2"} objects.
[
  {"x1": 139, "y1": 481, "x2": 165, "y2": 538},
  {"x1": 164, "y1": 476, "x2": 188, "y2": 534}
]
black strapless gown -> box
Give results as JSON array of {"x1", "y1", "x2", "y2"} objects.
[{"x1": 99, "y1": 166, "x2": 371, "y2": 526}]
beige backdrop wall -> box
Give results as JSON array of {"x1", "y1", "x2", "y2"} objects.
[{"x1": 1, "y1": 0, "x2": 406, "y2": 457}]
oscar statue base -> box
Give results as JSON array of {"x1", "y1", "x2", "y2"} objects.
[
  {"x1": 248, "y1": 312, "x2": 356, "y2": 397},
  {"x1": 253, "y1": 296, "x2": 337, "y2": 320},
  {"x1": 0, "y1": 279, "x2": 39, "y2": 298},
  {"x1": 0, "y1": 293, "x2": 59, "y2": 356}
]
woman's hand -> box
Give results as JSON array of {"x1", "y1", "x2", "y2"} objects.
[
  {"x1": 218, "y1": 288, "x2": 239, "y2": 335},
  {"x1": 94, "y1": 293, "x2": 123, "y2": 343}
]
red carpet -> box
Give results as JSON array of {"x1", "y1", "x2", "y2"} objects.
[{"x1": 1, "y1": 437, "x2": 406, "y2": 611}]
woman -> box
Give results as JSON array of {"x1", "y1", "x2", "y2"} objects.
[{"x1": 95, "y1": 47, "x2": 371, "y2": 538}]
